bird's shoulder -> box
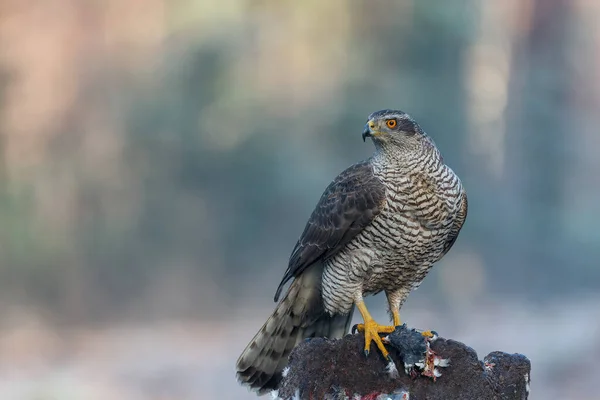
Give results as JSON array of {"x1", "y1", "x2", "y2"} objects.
[{"x1": 320, "y1": 159, "x2": 386, "y2": 202}]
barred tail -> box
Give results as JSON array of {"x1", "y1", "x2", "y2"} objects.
[{"x1": 235, "y1": 264, "x2": 353, "y2": 394}]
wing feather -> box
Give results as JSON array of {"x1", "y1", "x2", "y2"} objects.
[
  {"x1": 274, "y1": 160, "x2": 386, "y2": 301},
  {"x1": 441, "y1": 189, "x2": 468, "y2": 256}
]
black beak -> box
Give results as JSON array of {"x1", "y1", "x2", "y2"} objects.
[{"x1": 362, "y1": 124, "x2": 371, "y2": 142}]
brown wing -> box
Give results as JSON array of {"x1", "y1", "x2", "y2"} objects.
[
  {"x1": 441, "y1": 188, "x2": 468, "y2": 256},
  {"x1": 274, "y1": 160, "x2": 386, "y2": 302}
]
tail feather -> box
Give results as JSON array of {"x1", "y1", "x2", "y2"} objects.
[{"x1": 236, "y1": 264, "x2": 353, "y2": 394}]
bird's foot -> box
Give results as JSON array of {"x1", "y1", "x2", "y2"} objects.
[
  {"x1": 419, "y1": 330, "x2": 438, "y2": 340},
  {"x1": 351, "y1": 320, "x2": 396, "y2": 360}
]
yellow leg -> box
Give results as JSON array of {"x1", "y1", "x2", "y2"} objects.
[
  {"x1": 389, "y1": 305, "x2": 432, "y2": 338},
  {"x1": 391, "y1": 309, "x2": 401, "y2": 327},
  {"x1": 354, "y1": 301, "x2": 395, "y2": 360}
]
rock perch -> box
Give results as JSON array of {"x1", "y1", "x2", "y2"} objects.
[{"x1": 274, "y1": 328, "x2": 530, "y2": 400}]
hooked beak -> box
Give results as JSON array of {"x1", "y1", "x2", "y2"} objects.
[{"x1": 362, "y1": 122, "x2": 372, "y2": 142}]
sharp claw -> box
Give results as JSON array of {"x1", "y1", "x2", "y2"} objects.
[
  {"x1": 357, "y1": 321, "x2": 395, "y2": 361},
  {"x1": 352, "y1": 324, "x2": 358, "y2": 334}
]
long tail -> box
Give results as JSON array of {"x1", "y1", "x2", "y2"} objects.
[{"x1": 236, "y1": 264, "x2": 353, "y2": 394}]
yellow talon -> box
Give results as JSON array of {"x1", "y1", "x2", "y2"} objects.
[
  {"x1": 421, "y1": 330, "x2": 434, "y2": 338},
  {"x1": 355, "y1": 301, "x2": 395, "y2": 359},
  {"x1": 354, "y1": 321, "x2": 396, "y2": 335}
]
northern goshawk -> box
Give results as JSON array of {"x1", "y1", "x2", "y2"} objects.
[{"x1": 236, "y1": 109, "x2": 468, "y2": 394}]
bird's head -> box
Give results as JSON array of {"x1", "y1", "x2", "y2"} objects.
[{"x1": 362, "y1": 109, "x2": 425, "y2": 151}]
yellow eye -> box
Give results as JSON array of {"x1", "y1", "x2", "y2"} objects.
[{"x1": 386, "y1": 119, "x2": 397, "y2": 128}]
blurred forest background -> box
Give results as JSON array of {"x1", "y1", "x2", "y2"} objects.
[{"x1": 1, "y1": 0, "x2": 599, "y2": 399}]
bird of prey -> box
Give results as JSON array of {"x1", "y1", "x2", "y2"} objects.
[{"x1": 236, "y1": 109, "x2": 468, "y2": 394}]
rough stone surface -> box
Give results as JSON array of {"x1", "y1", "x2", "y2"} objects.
[{"x1": 275, "y1": 330, "x2": 531, "y2": 400}]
